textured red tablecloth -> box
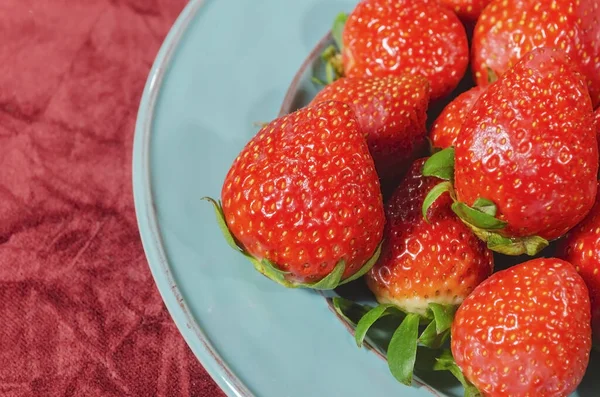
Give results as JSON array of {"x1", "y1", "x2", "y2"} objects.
[{"x1": 0, "y1": 1, "x2": 225, "y2": 396}]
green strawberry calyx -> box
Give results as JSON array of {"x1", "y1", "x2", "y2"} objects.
[
  {"x1": 313, "y1": 13, "x2": 347, "y2": 86},
  {"x1": 420, "y1": 148, "x2": 549, "y2": 256},
  {"x1": 432, "y1": 350, "x2": 482, "y2": 397},
  {"x1": 332, "y1": 297, "x2": 461, "y2": 388},
  {"x1": 203, "y1": 197, "x2": 382, "y2": 290}
]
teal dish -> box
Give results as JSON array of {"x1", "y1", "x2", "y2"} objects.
[{"x1": 132, "y1": 0, "x2": 599, "y2": 396}]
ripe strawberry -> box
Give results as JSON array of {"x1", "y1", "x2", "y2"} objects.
[
  {"x1": 595, "y1": 107, "x2": 600, "y2": 133},
  {"x1": 557, "y1": 183, "x2": 600, "y2": 342},
  {"x1": 439, "y1": 0, "x2": 492, "y2": 23},
  {"x1": 342, "y1": 0, "x2": 469, "y2": 100},
  {"x1": 311, "y1": 75, "x2": 430, "y2": 191},
  {"x1": 472, "y1": 0, "x2": 600, "y2": 107},
  {"x1": 430, "y1": 86, "x2": 485, "y2": 149},
  {"x1": 213, "y1": 101, "x2": 384, "y2": 289},
  {"x1": 352, "y1": 158, "x2": 492, "y2": 386},
  {"x1": 451, "y1": 258, "x2": 592, "y2": 397},
  {"x1": 454, "y1": 48, "x2": 598, "y2": 244},
  {"x1": 366, "y1": 159, "x2": 494, "y2": 316}
]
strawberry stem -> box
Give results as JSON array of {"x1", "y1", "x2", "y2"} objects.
[
  {"x1": 432, "y1": 350, "x2": 482, "y2": 397},
  {"x1": 331, "y1": 12, "x2": 347, "y2": 51}
]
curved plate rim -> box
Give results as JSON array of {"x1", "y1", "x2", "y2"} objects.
[{"x1": 132, "y1": 1, "x2": 252, "y2": 396}]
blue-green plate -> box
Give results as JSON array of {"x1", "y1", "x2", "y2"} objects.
[{"x1": 132, "y1": 1, "x2": 599, "y2": 396}]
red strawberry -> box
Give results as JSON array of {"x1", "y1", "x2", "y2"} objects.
[
  {"x1": 595, "y1": 107, "x2": 600, "y2": 133},
  {"x1": 451, "y1": 258, "x2": 592, "y2": 397},
  {"x1": 213, "y1": 101, "x2": 384, "y2": 288},
  {"x1": 366, "y1": 159, "x2": 494, "y2": 315},
  {"x1": 472, "y1": 0, "x2": 600, "y2": 107},
  {"x1": 430, "y1": 86, "x2": 486, "y2": 149},
  {"x1": 351, "y1": 158, "x2": 492, "y2": 387},
  {"x1": 439, "y1": 0, "x2": 493, "y2": 23},
  {"x1": 342, "y1": 0, "x2": 469, "y2": 100},
  {"x1": 454, "y1": 48, "x2": 598, "y2": 245},
  {"x1": 557, "y1": 183, "x2": 600, "y2": 342},
  {"x1": 311, "y1": 75, "x2": 430, "y2": 191}
]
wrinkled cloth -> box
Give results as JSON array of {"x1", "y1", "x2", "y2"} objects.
[{"x1": 0, "y1": 1, "x2": 224, "y2": 395}]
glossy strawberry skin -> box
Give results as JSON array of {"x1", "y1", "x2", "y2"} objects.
[
  {"x1": 455, "y1": 48, "x2": 598, "y2": 240},
  {"x1": 311, "y1": 75, "x2": 430, "y2": 190},
  {"x1": 452, "y1": 258, "x2": 591, "y2": 397},
  {"x1": 472, "y1": 0, "x2": 600, "y2": 107},
  {"x1": 440, "y1": 0, "x2": 493, "y2": 23},
  {"x1": 221, "y1": 101, "x2": 384, "y2": 283},
  {"x1": 342, "y1": 0, "x2": 469, "y2": 100},
  {"x1": 557, "y1": 183, "x2": 600, "y2": 342},
  {"x1": 430, "y1": 86, "x2": 485, "y2": 149},
  {"x1": 365, "y1": 159, "x2": 493, "y2": 315}
]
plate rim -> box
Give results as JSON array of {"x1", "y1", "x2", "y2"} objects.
[{"x1": 132, "y1": 1, "x2": 252, "y2": 396}]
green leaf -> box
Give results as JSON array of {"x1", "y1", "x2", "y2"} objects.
[
  {"x1": 320, "y1": 45, "x2": 337, "y2": 62},
  {"x1": 202, "y1": 197, "x2": 242, "y2": 252},
  {"x1": 325, "y1": 62, "x2": 335, "y2": 85},
  {"x1": 472, "y1": 198, "x2": 497, "y2": 217},
  {"x1": 387, "y1": 313, "x2": 421, "y2": 386},
  {"x1": 452, "y1": 201, "x2": 507, "y2": 230},
  {"x1": 422, "y1": 182, "x2": 453, "y2": 222},
  {"x1": 428, "y1": 303, "x2": 457, "y2": 334},
  {"x1": 331, "y1": 297, "x2": 372, "y2": 328},
  {"x1": 466, "y1": 224, "x2": 548, "y2": 256},
  {"x1": 486, "y1": 233, "x2": 549, "y2": 256},
  {"x1": 418, "y1": 321, "x2": 450, "y2": 349},
  {"x1": 247, "y1": 257, "x2": 296, "y2": 288},
  {"x1": 434, "y1": 350, "x2": 482, "y2": 397},
  {"x1": 311, "y1": 76, "x2": 326, "y2": 86},
  {"x1": 487, "y1": 67, "x2": 498, "y2": 84},
  {"x1": 301, "y1": 259, "x2": 346, "y2": 290},
  {"x1": 339, "y1": 242, "x2": 382, "y2": 285},
  {"x1": 355, "y1": 304, "x2": 401, "y2": 348},
  {"x1": 332, "y1": 13, "x2": 348, "y2": 51},
  {"x1": 422, "y1": 147, "x2": 455, "y2": 181},
  {"x1": 320, "y1": 44, "x2": 344, "y2": 84}
]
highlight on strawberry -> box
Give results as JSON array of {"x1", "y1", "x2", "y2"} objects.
[
  {"x1": 206, "y1": 101, "x2": 385, "y2": 289},
  {"x1": 335, "y1": 159, "x2": 493, "y2": 386},
  {"x1": 310, "y1": 74, "x2": 430, "y2": 194},
  {"x1": 451, "y1": 258, "x2": 592, "y2": 396},
  {"x1": 321, "y1": 0, "x2": 469, "y2": 100},
  {"x1": 557, "y1": 182, "x2": 600, "y2": 344},
  {"x1": 205, "y1": 0, "x2": 600, "y2": 394},
  {"x1": 472, "y1": 0, "x2": 600, "y2": 106},
  {"x1": 422, "y1": 47, "x2": 598, "y2": 256},
  {"x1": 430, "y1": 86, "x2": 486, "y2": 149}
]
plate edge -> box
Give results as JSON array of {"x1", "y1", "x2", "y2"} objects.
[{"x1": 132, "y1": 1, "x2": 254, "y2": 396}]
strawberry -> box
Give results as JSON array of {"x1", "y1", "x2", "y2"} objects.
[
  {"x1": 422, "y1": 48, "x2": 598, "y2": 256},
  {"x1": 351, "y1": 158, "x2": 493, "y2": 386},
  {"x1": 451, "y1": 258, "x2": 592, "y2": 396},
  {"x1": 366, "y1": 158, "x2": 493, "y2": 315},
  {"x1": 311, "y1": 75, "x2": 430, "y2": 192},
  {"x1": 430, "y1": 86, "x2": 485, "y2": 149},
  {"x1": 557, "y1": 183, "x2": 600, "y2": 342},
  {"x1": 342, "y1": 0, "x2": 469, "y2": 100},
  {"x1": 472, "y1": 0, "x2": 600, "y2": 107},
  {"x1": 207, "y1": 101, "x2": 385, "y2": 289},
  {"x1": 439, "y1": 0, "x2": 493, "y2": 23},
  {"x1": 595, "y1": 107, "x2": 600, "y2": 133}
]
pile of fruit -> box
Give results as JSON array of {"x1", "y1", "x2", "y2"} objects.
[{"x1": 207, "y1": 0, "x2": 600, "y2": 395}]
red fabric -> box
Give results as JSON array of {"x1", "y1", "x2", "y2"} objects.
[{"x1": 0, "y1": 1, "x2": 225, "y2": 396}]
